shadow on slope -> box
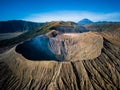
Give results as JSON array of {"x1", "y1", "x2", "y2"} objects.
[{"x1": 16, "y1": 35, "x2": 58, "y2": 61}]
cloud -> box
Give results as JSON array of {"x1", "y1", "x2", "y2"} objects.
[{"x1": 24, "y1": 11, "x2": 120, "y2": 22}]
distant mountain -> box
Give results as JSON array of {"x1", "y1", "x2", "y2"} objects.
[
  {"x1": 0, "y1": 20, "x2": 44, "y2": 33},
  {"x1": 78, "y1": 18, "x2": 93, "y2": 24}
]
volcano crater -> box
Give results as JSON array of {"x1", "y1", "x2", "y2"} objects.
[{"x1": 16, "y1": 32, "x2": 103, "y2": 61}]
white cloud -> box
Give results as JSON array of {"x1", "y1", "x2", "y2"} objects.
[{"x1": 24, "y1": 11, "x2": 120, "y2": 22}]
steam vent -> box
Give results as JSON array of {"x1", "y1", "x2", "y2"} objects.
[{"x1": 0, "y1": 31, "x2": 120, "y2": 90}]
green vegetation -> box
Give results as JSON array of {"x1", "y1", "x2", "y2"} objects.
[{"x1": 0, "y1": 20, "x2": 44, "y2": 33}]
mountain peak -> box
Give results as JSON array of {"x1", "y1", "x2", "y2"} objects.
[{"x1": 78, "y1": 18, "x2": 93, "y2": 24}]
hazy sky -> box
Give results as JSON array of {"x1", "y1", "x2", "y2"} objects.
[{"x1": 0, "y1": 0, "x2": 120, "y2": 22}]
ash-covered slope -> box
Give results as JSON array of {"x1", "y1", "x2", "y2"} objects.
[
  {"x1": 0, "y1": 31, "x2": 120, "y2": 90},
  {"x1": 48, "y1": 32, "x2": 103, "y2": 61},
  {"x1": 84, "y1": 22, "x2": 120, "y2": 32}
]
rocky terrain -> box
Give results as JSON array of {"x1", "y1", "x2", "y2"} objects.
[
  {"x1": 0, "y1": 21, "x2": 120, "y2": 90},
  {"x1": 48, "y1": 32, "x2": 103, "y2": 61}
]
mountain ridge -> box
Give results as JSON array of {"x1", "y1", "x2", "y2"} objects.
[{"x1": 0, "y1": 20, "x2": 44, "y2": 33}]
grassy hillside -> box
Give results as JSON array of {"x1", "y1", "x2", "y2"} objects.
[{"x1": 0, "y1": 20, "x2": 44, "y2": 33}]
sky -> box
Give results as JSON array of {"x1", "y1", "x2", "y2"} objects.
[{"x1": 0, "y1": 0, "x2": 120, "y2": 22}]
